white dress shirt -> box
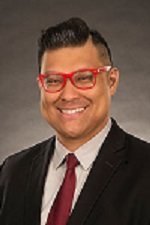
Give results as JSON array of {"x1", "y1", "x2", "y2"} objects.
[{"x1": 41, "y1": 119, "x2": 111, "y2": 225}]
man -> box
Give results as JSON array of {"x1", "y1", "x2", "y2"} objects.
[{"x1": 0, "y1": 17, "x2": 150, "y2": 225}]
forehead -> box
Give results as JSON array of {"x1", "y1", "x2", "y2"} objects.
[{"x1": 41, "y1": 40, "x2": 104, "y2": 73}]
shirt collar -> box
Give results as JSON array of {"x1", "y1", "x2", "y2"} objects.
[{"x1": 53, "y1": 119, "x2": 111, "y2": 170}]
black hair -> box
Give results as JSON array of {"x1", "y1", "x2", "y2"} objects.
[{"x1": 38, "y1": 17, "x2": 113, "y2": 72}]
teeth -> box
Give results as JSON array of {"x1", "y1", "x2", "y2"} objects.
[{"x1": 61, "y1": 107, "x2": 85, "y2": 114}]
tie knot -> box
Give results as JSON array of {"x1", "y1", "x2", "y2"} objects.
[{"x1": 66, "y1": 154, "x2": 78, "y2": 170}]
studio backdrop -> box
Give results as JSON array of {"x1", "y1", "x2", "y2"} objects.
[{"x1": 0, "y1": 0, "x2": 150, "y2": 162}]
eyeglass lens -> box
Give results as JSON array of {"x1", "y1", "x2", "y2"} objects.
[{"x1": 43, "y1": 70, "x2": 95, "y2": 91}]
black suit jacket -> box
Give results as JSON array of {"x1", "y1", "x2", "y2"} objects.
[{"x1": 0, "y1": 120, "x2": 150, "y2": 225}]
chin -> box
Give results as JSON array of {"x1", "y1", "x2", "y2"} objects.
[{"x1": 58, "y1": 129, "x2": 84, "y2": 140}]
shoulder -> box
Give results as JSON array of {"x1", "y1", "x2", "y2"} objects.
[
  {"x1": 0, "y1": 136, "x2": 55, "y2": 177},
  {"x1": 119, "y1": 123, "x2": 150, "y2": 168},
  {"x1": 126, "y1": 132, "x2": 150, "y2": 150},
  {"x1": 125, "y1": 132, "x2": 150, "y2": 163},
  {"x1": 112, "y1": 118, "x2": 150, "y2": 148},
  {"x1": 110, "y1": 119, "x2": 150, "y2": 161}
]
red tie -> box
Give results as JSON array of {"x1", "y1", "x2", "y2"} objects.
[{"x1": 46, "y1": 153, "x2": 78, "y2": 225}]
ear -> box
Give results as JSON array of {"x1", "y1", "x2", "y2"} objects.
[
  {"x1": 108, "y1": 67, "x2": 119, "y2": 96},
  {"x1": 37, "y1": 77, "x2": 42, "y2": 90}
]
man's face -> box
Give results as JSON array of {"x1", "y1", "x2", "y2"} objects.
[{"x1": 38, "y1": 40, "x2": 119, "y2": 150}]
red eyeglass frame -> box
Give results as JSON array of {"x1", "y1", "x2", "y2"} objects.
[{"x1": 38, "y1": 66, "x2": 111, "y2": 93}]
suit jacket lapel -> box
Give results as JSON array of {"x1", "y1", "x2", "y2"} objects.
[
  {"x1": 24, "y1": 137, "x2": 55, "y2": 225},
  {"x1": 67, "y1": 120, "x2": 127, "y2": 225}
]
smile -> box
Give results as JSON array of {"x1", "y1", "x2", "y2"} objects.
[{"x1": 60, "y1": 107, "x2": 86, "y2": 115}]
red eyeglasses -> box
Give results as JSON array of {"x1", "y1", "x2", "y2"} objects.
[{"x1": 38, "y1": 66, "x2": 111, "y2": 93}]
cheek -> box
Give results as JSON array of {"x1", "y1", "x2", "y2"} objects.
[
  {"x1": 93, "y1": 85, "x2": 111, "y2": 114},
  {"x1": 94, "y1": 80, "x2": 111, "y2": 101},
  {"x1": 40, "y1": 92, "x2": 54, "y2": 115},
  {"x1": 40, "y1": 95, "x2": 48, "y2": 113},
  {"x1": 40, "y1": 91, "x2": 56, "y2": 107}
]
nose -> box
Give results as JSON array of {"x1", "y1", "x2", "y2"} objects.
[{"x1": 60, "y1": 78, "x2": 80, "y2": 101}]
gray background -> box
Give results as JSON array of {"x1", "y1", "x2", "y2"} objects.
[{"x1": 0, "y1": 0, "x2": 150, "y2": 163}]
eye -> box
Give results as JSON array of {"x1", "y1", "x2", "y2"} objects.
[
  {"x1": 44, "y1": 75, "x2": 63, "y2": 86},
  {"x1": 74, "y1": 71, "x2": 94, "y2": 83}
]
